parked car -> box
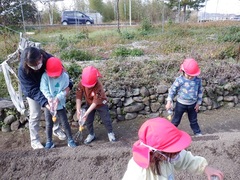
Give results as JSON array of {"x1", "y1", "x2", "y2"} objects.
[{"x1": 61, "y1": 11, "x2": 94, "y2": 25}]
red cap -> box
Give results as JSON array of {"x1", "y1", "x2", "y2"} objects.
[
  {"x1": 180, "y1": 58, "x2": 201, "y2": 76},
  {"x1": 46, "y1": 57, "x2": 63, "y2": 77},
  {"x1": 81, "y1": 66, "x2": 102, "y2": 87},
  {"x1": 132, "y1": 117, "x2": 191, "y2": 168}
]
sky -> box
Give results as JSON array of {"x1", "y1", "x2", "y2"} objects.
[
  {"x1": 36, "y1": 0, "x2": 240, "y2": 15},
  {"x1": 200, "y1": 0, "x2": 240, "y2": 15}
]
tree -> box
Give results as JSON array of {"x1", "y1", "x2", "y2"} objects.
[
  {"x1": 89, "y1": 0, "x2": 104, "y2": 13},
  {"x1": 167, "y1": 0, "x2": 206, "y2": 22},
  {"x1": 0, "y1": 0, "x2": 38, "y2": 27}
]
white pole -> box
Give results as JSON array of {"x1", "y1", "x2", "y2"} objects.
[
  {"x1": 20, "y1": 0, "x2": 26, "y2": 33},
  {"x1": 129, "y1": 0, "x2": 132, "y2": 26}
]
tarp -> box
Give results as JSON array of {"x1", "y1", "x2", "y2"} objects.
[{"x1": 0, "y1": 33, "x2": 41, "y2": 115}]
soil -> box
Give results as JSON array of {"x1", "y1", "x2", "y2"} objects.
[{"x1": 1, "y1": 107, "x2": 240, "y2": 180}]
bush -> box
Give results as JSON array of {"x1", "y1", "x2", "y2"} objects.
[
  {"x1": 220, "y1": 26, "x2": 240, "y2": 43},
  {"x1": 60, "y1": 49, "x2": 94, "y2": 61},
  {"x1": 57, "y1": 34, "x2": 69, "y2": 50},
  {"x1": 111, "y1": 47, "x2": 144, "y2": 57},
  {"x1": 65, "y1": 63, "x2": 82, "y2": 82}
]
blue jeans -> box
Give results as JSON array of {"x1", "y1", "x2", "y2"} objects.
[
  {"x1": 85, "y1": 104, "x2": 113, "y2": 135},
  {"x1": 172, "y1": 101, "x2": 201, "y2": 134},
  {"x1": 44, "y1": 107, "x2": 73, "y2": 142}
]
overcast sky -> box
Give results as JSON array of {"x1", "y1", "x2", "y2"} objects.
[
  {"x1": 200, "y1": 0, "x2": 240, "y2": 14},
  {"x1": 37, "y1": 0, "x2": 240, "y2": 15}
]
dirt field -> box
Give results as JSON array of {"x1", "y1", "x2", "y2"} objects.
[{"x1": 0, "y1": 107, "x2": 240, "y2": 180}]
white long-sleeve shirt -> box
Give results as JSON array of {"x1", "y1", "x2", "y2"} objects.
[{"x1": 122, "y1": 150, "x2": 208, "y2": 180}]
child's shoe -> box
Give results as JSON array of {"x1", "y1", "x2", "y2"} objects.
[
  {"x1": 31, "y1": 141, "x2": 44, "y2": 150},
  {"x1": 68, "y1": 139, "x2": 77, "y2": 148},
  {"x1": 108, "y1": 132, "x2": 116, "y2": 142},
  {"x1": 195, "y1": 133, "x2": 203, "y2": 137},
  {"x1": 84, "y1": 134, "x2": 95, "y2": 144},
  {"x1": 45, "y1": 141, "x2": 55, "y2": 149}
]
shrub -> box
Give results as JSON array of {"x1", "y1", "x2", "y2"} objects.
[
  {"x1": 57, "y1": 34, "x2": 69, "y2": 50},
  {"x1": 111, "y1": 47, "x2": 144, "y2": 57},
  {"x1": 220, "y1": 26, "x2": 240, "y2": 43},
  {"x1": 60, "y1": 49, "x2": 94, "y2": 61},
  {"x1": 65, "y1": 62, "x2": 82, "y2": 82}
]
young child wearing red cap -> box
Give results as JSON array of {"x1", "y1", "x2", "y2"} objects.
[
  {"x1": 40, "y1": 57, "x2": 76, "y2": 149},
  {"x1": 165, "y1": 58, "x2": 203, "y2": 136},
  {"x1": 75, "y1": 66, "x2": 116, "y2": 144},
  {"x1": 122, "y1": 117, "x2": 224, "y2": 180}
]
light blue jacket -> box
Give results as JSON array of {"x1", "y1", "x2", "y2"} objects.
[{"x1": 40, "y1": 72, "x2": 69, "y2": 110}]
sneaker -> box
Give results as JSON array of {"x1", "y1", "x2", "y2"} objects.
[
  {"x1": 45, "y1": 141, "x2": 55, "y2": 149},
  {"x1": 84, "y1": 134, "x2": 95, "y2": 144},
  {"x1": 195, "y1": 133, "x2": 203, "y2": 137},
  {"x1": 68, "y1": 139, "x2": 77, "y2": 148},
  {"x1": 31, "y1": 141, "x2": 44, "y2": 150},
  {"x1": 108, "y1": 132, "x2": 116, "y2": 142},
  {"x1": 53, "y1": 129, "x2": 67, "y2": 140}
]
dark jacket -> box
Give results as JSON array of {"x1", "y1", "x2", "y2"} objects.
[{"x1": 18, "y1": 49, "x2": 52, "y2": 107}]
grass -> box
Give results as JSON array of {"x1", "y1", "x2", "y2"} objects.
[{"x1": 0, "y1": 21, "x2": 239, "y2": 98}]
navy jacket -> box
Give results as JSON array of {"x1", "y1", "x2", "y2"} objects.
[{"x1": 18, "y1": 49, "x2": 52, "y2": 107}]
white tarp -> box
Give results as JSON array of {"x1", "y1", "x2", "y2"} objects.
[{"x1": 0, "y1": 33, "x2": 41, "y2": 115}]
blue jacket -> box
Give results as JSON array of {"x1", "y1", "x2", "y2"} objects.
[
  {"x1": 167, "y1": 75, "x2": 203, "y2": 105},
  {"x1": 18, "y1": 49, "x2": 52, "y2": 107}
]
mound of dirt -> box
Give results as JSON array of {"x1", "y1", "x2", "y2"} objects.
[{"x1": 0, "y1": 107, "x2": 240, "y2": 180}]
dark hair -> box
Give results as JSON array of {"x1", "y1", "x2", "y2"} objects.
[
  {"x1": 24, "y1": 47, "x2": 41, "y2": 65},
  {"x1": 23, "y1": 47, "x2": 43, "y2": 74},
  {"x1": 149, "y1": 151, "x2": 180, "y2": 176}
]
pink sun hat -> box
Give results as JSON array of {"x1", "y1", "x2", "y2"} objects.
[{"x1": 132, "y1": 117, "x2": 192, "y2": 168}]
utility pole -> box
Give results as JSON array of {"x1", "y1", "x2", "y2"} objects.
[
  {"x1": 20, "y1": 0, "x2": 26, "y2": 33},
  {"x1": 129, "y1": 0, "x2": 132, "y2": 26},
  {"x1": 178, "y1": 0, "x2": 181, "y2": 23}
]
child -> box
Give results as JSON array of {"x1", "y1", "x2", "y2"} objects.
[
  {"x1": 122, "y1": 117, "x2": 224, "y2": 180},
  {"x1": 165, "y1": 58, "x2": 203, "y2": 136},
  {"x1": 40, "y1": 57, "x2": 76, "y2": 149},
  {"x1": 75, "y1": 66, "x2": 116, "y2": 144}
]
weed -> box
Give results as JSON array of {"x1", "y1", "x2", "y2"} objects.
[
  {"x1": 111, "y1": 47, "x2": 144, "y2": 57},
  {"x1": 60, "y1": 49, "x2": 94, "y2": 61}
]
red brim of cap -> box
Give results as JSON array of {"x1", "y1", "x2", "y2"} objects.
[
  {"x1": 186, "y1": 69, "x2": 201, "y2": 76},
  {"x1": 81, "y1": 80, "x2": 97, "y2": 88},
  {"x1": 132, "y1": 130, "x2": 191, "y2": 168},
  {"x1": 47, "y1": 70, "x2": 62, "y2": 77}
]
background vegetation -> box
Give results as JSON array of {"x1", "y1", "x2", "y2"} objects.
[
  {"x1": 0, "y1": 0, "x2": 205, "y2": 26},
  {"x1": 0, "y1": 20, "x2": 239, "y2": 98}
]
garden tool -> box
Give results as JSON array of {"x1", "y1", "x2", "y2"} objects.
[
  {"x1": 49, "y1": 98, "x2": 58, "y2": 123},
  {"x1": 74, "y1": 108, "x2": 86, "y2": 144},
  {"x1": 167, "y1": 109, "x2": 173, "y2": 121}
]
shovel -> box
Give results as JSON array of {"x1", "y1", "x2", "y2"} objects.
[{"x1": 74, "y1": 108, "x2": 86, "y2": 144}]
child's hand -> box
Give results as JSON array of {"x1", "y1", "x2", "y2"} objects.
[
  {"x1": 82, "y1": 113, "x2": 88, "y2": 121},
  {"x1": 65, "y1": 87, "x2": 70, "y2": 96},
  {"x1": 165, "y1": 101, "x2": 172, "y2": 110},
  {"x1": 195, "y1": 104, "x2": 200, "y2": 112},
  {"x1": 204, "y1": 166, "x2": 224, "y2": 180}
]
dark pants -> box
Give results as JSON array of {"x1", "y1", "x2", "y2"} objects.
[
  {"x1": 44, "y1": 107, "x2": 73, "y2": 142},
  {"x1": 85, "y1": 104, "x2": 113, "y2": 135},
  {"x1": 171, "y1": 101, "x2": 201, "y2": 134}
]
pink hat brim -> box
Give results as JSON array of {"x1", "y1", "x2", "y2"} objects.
[{"x1": 132, "y1": 140, "x2": 150, "y2": 169}]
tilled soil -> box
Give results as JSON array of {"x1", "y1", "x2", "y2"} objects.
[{"x1": 0, "y1": 107, "x2": 240, "y2": 180}]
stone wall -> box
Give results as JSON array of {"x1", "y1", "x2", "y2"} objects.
[{"x1": 106, "y1": 83, "x2": 240, "y2": 121}]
